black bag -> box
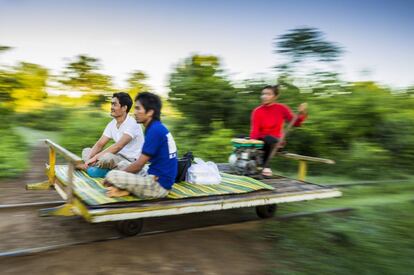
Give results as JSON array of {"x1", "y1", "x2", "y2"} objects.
[{"x1": 175, "y1": 152, "x2": 194, "y2": 183}]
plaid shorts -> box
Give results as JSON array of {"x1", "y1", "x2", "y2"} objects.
[{"x1": 105, "y1": 170, "x2": 169, "y2": 199}]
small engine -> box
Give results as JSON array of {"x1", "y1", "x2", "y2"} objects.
[{"x1": 228, "y1": 138, "x2": 264, "y2": 175}]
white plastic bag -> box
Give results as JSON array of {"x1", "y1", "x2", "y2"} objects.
[{"x1": 186, "y1": 158, "x2": 222, "y2": 185}]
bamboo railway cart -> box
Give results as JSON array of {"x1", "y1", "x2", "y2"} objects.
[{"x1": 27, "y1": 139, "x2": 341, "y2": 236}]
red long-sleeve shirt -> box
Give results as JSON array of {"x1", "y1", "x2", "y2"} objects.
[{"x1": 250, "y1": 103, "x2": 307, "y2": 140}]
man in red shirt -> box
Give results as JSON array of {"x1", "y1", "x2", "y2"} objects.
[{"x1": 250, "y1": 85, "x2": 308, "y2": 176}]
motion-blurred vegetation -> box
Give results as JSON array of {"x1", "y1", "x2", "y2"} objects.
[
  {"x1": 260, "y1": 181, "x2": 414, "y2": 274},
  {"x1": 0, "y1": 27, "x2": 413, "y2": 180}
]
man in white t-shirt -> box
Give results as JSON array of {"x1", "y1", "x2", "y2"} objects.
[{"x1": 78, "y1": 92, "x2": 144, "y2": 171}]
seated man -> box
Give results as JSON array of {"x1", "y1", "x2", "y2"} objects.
[
  {"x1": 79, "y1": 92, "x2": 144, "y2": 171},
  {"x1": 250, "y1": 85, "x2": 308, "y2": 176},
  {"x1": 104, "y1": 92, "x2": 178, "y2": 199}
]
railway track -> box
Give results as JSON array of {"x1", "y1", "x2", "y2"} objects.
[
  {"x1": 0, "y1": 207, "x2": 353, "y2": 258},
  {"x1": 0, "y1": 200, "x2": 65, "y2": 210},
  {"x1": 0, "y1": 178, "x2": 411, "y2": 258}
]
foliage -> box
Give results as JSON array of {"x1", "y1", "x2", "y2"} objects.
[
  {"x1": 1, "y1": 27, "x2": 414, "y2": 180},
  {"x1": 0, "y1": 129, "x2": 28, "y2": 178},
  {"x1": 168, "y1": 120, "x2": 234, "y2": 162},
  {"x1": 168, "y1": 55, "x2": 237, "y2": 131},
  {"x1": 59, "y1": 109, "x2": 112, "y2": 155},
  {"x1": 275, "y1": 26, "x2": 343, "y2": 64},
  {"x1": 0, "y1": 70, "x2": 21, "y2": 103},
  {"x1": 0, "y1": 45, "x2": 20, "y2": 103},
  {"x1": 226, "y1": 79, "x2": 269, "y2": 135},
  {"x1": 59, "y1": 55, "x2": 113, "y2": 92},
  {"x1": 10, "y1": 62, "x2": 49, "y2": 112},
  {"x1": 14, "y1": 105, "x2": 73, "y2": 131},
  {"x1": 261, "y1": 182, "x2": 414, "y2": 274},
  {"x1": 168, "y1": 60, "x2": 414, "y2": 178},
  {"x1": 126, "y1": 70, "x2": 151, "y2": 99}
]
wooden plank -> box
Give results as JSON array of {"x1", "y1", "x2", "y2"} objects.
[
  {"x1": 273, "y1": 186, "x2": 309, "y2": 193},
  {"x1": 85, "y1": 178, "x2": 336, "y2": 210},
  {"x1": 44, "y1": 139, "x2": 83, "y2": 165},
  {"x1": 50, "y1": 165, "x2": 338, "y2": 213},
  {"x1": 88, "y1": 189, "x2": 342, "y2": 223},
  {"x1": 48, "y1": 147, "x2": 56, "y2": 183},
  {"x1": 280, "y1": 153, "x2": 335, "y2": 164}
]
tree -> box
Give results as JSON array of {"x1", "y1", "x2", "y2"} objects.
[
  {"x1": 126, "y1": 70, "x2": 151, "y2": 99},
  {"x1": 0, "y1": 71, "x2": 20, "y2": 103},
  {"x1": 168, "y1": 55, "x2": 236, "y2": 131},
  {"x1": 227, "y1": 79, "x2": 268, "y2": 135},
  {"x1": 0, "y1": 45, "x2": 20, "y2": 103},
  {"x1": 11, "y1": 62, "x2": 49, "y2": 112},
  {"x1": 275, "y1": 27, "x2": 343, "y2": 86},
  {"x1": 60, "y1": 55, "x2": 113, "y2": 92},
  {"x1": 0, "y1": 45, "x2": 12, "y2": 54},
  {"x1": 276, "y1": 27, "x2": 343, "y2": 64}
]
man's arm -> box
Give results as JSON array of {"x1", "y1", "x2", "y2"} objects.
[
  {"x1": 123, "y1": 154, "x2": 151, "y2": 174},
  {"x1": 283, "y1": 103, "x2": 308, "y2": 127},
  {"x1": 87, "y1": 135, "x2": 110, "y2": 161},
  {"x1": 87, "y1": 134, "x2": 133, "y2": 165}
]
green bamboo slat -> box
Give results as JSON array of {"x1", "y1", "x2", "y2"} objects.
[{"x1": 55, "y1": 165, "x2": 274, "y2": 206}]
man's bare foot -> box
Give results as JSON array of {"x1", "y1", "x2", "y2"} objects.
[
  {"x1": 262, "y1": 168, "x2": 273, "y2": 177},
  {"x1": 102, "y1": 179, "x2": 112, "y2": 187},
  {"x1": 106, "y1": 186, "x2": 130, "y2": 197}
]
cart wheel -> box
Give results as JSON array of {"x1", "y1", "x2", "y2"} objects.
[
  {"x1": 116, "y1": 219, "x2": 143, "y2": 236},
  {"x1": 256, "y1": 204, "x2": 277, "y2": 219}
]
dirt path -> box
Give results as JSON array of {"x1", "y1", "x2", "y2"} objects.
[
  {"x1": 0, "y1": 144, "x2": 271, "y2": 274},
  {"x1": 0, "y1": 223, "x2": 269, "y2": 274}
]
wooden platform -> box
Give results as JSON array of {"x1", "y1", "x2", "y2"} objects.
[
  {"x1": 56, "y1": 175, "x2": 340, "y2": 223},
  {"x1": 32, "y1": 139, "x2": 341, "y2": 224}
]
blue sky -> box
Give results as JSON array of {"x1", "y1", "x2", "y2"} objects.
[{"x1": 0, "y1": 0, "x2": 413, "y2": 94}]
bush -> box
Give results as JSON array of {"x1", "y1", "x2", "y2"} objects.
[
  {"x1": 0, "y1": 106, "x2": 13, "y2": 129},
  {"x1": 378, "y1": 112, "x2": 414, "y2": 172},
  {"x1": 169, "y1": 120, "x2": 234, "y2": 162},
  {"x1": 59, "y1": 110, "x2": 112, "y2": 156},
  {"x1": 194, "y1": 127, "x2": 234, "y2": 162},
  {"x1": 0, "y1": 129, "x2": 28, "y2": 179},
  {"x1": 341, "y1": 141, "x2": 393, "y2": 179},
  {"x1": 14, "y1": 106, "x2": 72, "y2": 131}
]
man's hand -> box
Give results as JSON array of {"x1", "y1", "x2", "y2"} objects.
[
  {"x1": 298, "y1": 103, "x2": 308, "y2": 114},
  {"x1": 85, "y1": 156, "x2": 98, "y2": 167},
  {"x1": 76, "y1": 163, "x2": 88, "y2": 170},
  {"x1": 123, "y1": 154, "x2": 150, "y2": 174}
]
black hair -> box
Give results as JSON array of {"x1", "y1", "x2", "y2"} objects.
[
  {"x1": 135, "y1": 92, "x2": 162, "y2": 121},
  {"x1": 263, "y1": 85, "x2": 280, "y2": 96},
  {"x1": 112, "y1": 92, "x2": 133, "y2": 113}
]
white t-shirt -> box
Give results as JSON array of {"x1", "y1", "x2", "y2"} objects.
[{"x1": 103, "y1": 115, "x2": 144, "y2": 160}]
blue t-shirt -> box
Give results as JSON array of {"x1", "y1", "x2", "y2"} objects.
[{"x1": 141, "y1": 120, "x2": 178, "y2": 190}]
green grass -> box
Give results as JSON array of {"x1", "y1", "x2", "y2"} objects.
[
  {"x1": 58, "y1": 109, "x2": 111, "y2": 155},
  {"x1": 0, "y1": 127, "x2": 61, "y2": 179},
  {"x1": 0, "y1": 128, "x2": 29, "y2": 179},
  {"x1": 256, "y1": 181, "x2": 414, "y2": 274},
  {"x1": 14, "y1": 126, "x2": 61, "y2": 146},
  {"x1": 0, "y1": 109, "x2": 109, "y2": 179}
]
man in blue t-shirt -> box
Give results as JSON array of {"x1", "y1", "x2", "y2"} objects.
[{"x1": 104, "y1": 92, "x2": 178, "y2": 198}]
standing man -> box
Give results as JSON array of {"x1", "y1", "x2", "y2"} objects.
[
  {"x1": 250, "y1": 85, "x2": 308, "y2": 176},
  {"x1": 104, "y1": 92, "x2": 178, "y2": 199},
  {"x1": 79, "y1": 92, "x2": 144, "y2": 171}
]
